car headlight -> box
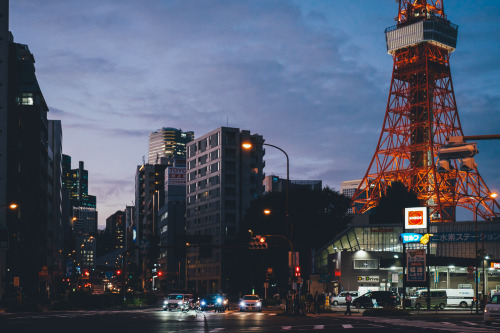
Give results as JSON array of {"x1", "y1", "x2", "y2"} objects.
[
  {"x1": 217, "y1": 297, "x2": 222, "y2": 304},
  {"x1": 256, "y1": 302, "x2": 261, "y2": 307},
  {"x1": 164, "y1": 301, "x2": 168, "y2": 305},
  {"x1": 240, "y1": 301, "x2": 245, "y2": 307},
  {"x1": 201, "y1": 301, "x2": 206, "y2": 306},
  {"x1": 223, "y1": 299, "x2": 228, "y2": 305}
]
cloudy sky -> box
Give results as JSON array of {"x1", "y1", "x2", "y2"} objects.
[{"x1": 8, "y1": 1, "x2": 500, "y2": 228}]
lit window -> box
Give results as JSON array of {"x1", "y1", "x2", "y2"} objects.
[{"x1": 20, "y1": 93, "x2": 34, "y2": 105}]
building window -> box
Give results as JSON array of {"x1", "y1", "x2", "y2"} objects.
[
  {"x1": 20, "y1": 92, "x2": 34, "y2": 105},
  {"x1": 353, "y1": 259, "x2": 378, "y2": 270}
]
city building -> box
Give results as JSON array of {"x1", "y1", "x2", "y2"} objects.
[
  {"x1": 0, "y1": 21, "x2": 64, "y2": 299},
  {"x1": 185, "y1": 127, "x2": 265, "y2": 294},
  {"x1": 148, "y1": 127, "x2": 194, "y2": 165},
  {"x1": 156, "y1": 160, "x2": 187, "y2": 291},
  {"x1": 341, "y1": 179, "x2": 363, "y2": 214},
  {"x1": 315, "y1": 216, "x2": 500, "y2": 297},
  {"x1": 134, "y1": 163, "x2": 167, "y2": 290},
  {"x1": 106, "y1": 210, "x2": 126, "y2": 251},
  {"x1": 62, "y1": 156, "x2": 98, "y2": 273},
  {"x1": 263, "y1": 175, "x2": 322, "y2": 193}
]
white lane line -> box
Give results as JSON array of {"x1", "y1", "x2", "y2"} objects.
[
  {"x1": 342, "y1": 324, "x2": 353, "y2": 328},
  {"x1": 281, "y1": 326, "x2": 292, "y2": 330},
  {"x1": 461, "y1": 321, "x2": 479, "y2": 325},
  {"x1": 313, "y1": 325, "x2": 324, "y2": 329}
]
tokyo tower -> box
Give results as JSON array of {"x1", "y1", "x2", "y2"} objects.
[{"x1": 352, "y1": 0, "x2": 499, "y2": 222}]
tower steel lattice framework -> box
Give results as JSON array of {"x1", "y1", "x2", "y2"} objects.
[{"x1": 352, "y1": 0, "x2": 499, "y2": 222}]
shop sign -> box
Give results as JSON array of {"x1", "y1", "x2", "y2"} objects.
[
  {"x1": 357, "y1": 276, "x2": 379, "y2": 283},
  {"x1": 407, "y1": 249, "x2": 426, "y2": 282},
  {"x1": 491, "y1": 262, "x2": 500, "y2": 269},
  {"x1": 405, "y1": 207, "x2": 428, "y2": 229},
  {"x1": 400, "y1": 233, "x2": 422, "y2": 243}
]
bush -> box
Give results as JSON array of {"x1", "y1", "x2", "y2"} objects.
[{"x1": 363, "y1": 308, "x2": 411, "y2": 317}]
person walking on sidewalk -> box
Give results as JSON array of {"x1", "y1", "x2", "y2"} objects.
[{"x1": 345, "y1": 293, "x2": 352, "y2": 316}]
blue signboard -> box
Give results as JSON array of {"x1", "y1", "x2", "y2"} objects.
[
  {"x1": 431, "y1": 232, "x2": 500, "y2": 242},
  {"x1": 400, "y1": 233, "x2": 423, "y2": 243}
]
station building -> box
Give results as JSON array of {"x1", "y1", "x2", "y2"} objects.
[{"x1": 314, "y1": 215, "x2": 500, "y2": 297}]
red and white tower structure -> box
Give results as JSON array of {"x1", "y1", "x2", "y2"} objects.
[{"x1": 352, "y1": 0, "x2": 499, "y2": 222}]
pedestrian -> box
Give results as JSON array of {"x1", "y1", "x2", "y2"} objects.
[
  {"x1": 313, "y1": 291, "x2": 321, "y2": 314},
  {"x1": 345, "y1": 293, "x2": 352, "y2": 316},
  {"x1": 306, "y1": 293, "x2": 313, "y2": 313}
]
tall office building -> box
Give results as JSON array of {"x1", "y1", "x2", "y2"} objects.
[
  {"x1": 148, "y1": 127, "x2": 194, "y2": 165},
  {"x1": 1, "y1": 26, "x2": 56, "y2": 298},
  {"x1": 106, "y1": 210, "x2": 126, "y2": 250},
  {"x1": 134, "y1": 163, "x2": 167, "y2": 289},
  {"x1": 62, "y1": 156, "x2": 97, "y2": 272},
  {"x1": 185, "y1": 127, "x2": 265, "y2": 294}
]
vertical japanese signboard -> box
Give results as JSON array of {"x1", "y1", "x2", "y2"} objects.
[{"x1": 407, "y1": 249, "x2": 426, "y2": 282}]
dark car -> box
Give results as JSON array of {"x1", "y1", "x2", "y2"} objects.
[
  {"x1": 200, "y1": 294, "x2": 220, "y2": 311},
  {"x1": 352, "y1": 291, "x2": 399, "y2": 308}
]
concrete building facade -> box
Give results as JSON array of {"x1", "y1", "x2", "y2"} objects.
[{"x1": 185, "y1": 127, "x2": 265, "y2": 294}]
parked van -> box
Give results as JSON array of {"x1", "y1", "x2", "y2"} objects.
[
  {"x1": 410, "y1": 289, "x2": 447, "y2": 310},
  {"x1": 445, "y1": 289, "x2": 474, "y2": 308},
  {"x1": 410, "y1": 289, "x2": 474, "y2": 309}
]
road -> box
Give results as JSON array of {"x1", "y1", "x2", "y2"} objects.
[{"x1": 1, "y1": 306, "x2": 498, "y2": 333}]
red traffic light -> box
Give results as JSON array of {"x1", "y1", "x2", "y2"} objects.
[
  {"x1": 158, "y1": 271, "x2": 163, "y2": 277},
  {"x1": 294, "y1": 266, "x2": 301, "y2": 277},
  {"x1": 116, "y1": 270, "x2": 122, "y2": 275}
]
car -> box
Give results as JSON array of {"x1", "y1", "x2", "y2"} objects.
[
  {"x1": 163, "y1": 293, "x2": 192, "y2": 311},
  {"x1": 239, "y1": 294, "x2": 262, "y2": 312},
  {"x1": 200, "y1": 294, "x2": 221, "y2": 311},
  {"x1": 484, "y1": 292, "x2": 500, "y2": 325},
  {"x1": 352, "y1": 291, "x2": 399, "y2": 309},
  {"x1": 331, "y1": 291, "x2": 359, "y2": 306}
]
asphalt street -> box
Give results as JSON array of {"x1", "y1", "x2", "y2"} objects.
[{"x1": 1, "y1": 306, "x2": 498, "y2": 333}]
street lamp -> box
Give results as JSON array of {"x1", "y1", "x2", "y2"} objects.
[
  {"x1": 242, "y1": 142, "x2": 290, "y2": 241},
  {"x1": 475, "y1": 192, "x2": 498, "y2": 313},
  {"x1": 0, "y1": 203, "x2": 18, "y2": 210}
]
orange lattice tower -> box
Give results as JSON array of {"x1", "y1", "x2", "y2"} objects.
[{"x1": 352, "y1": 0, "x2": 499, "y2": 222}]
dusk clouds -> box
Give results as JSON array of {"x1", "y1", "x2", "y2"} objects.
[{"x1": 9, "y1": 1, "x2": 500, "y2": 226}]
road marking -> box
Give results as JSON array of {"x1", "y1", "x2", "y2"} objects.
[
  {"x1": 342, "y1": 324, "x2": 353, "y2": 328},
  {"x1": 313, "y1": 325, "x2": 324, "y2": 329},
  {"x1": 461, "y1": 321, "x2": 479, "y2": 325},
  {"x1": 281, "y1": 326, "x2": 292, "y2": 330},
  {"x1": 210, "y1": 329, "x2": 225, "y2": 332}
]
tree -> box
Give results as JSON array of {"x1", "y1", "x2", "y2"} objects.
[
  {"x1": 370, "y1": 181, "x2": 420, "y2": 224},
  {"x1": 225, "y1": 186, "x2": 351, "y2": 297}
]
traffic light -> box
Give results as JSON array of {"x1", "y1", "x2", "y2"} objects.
[
  {"x1": 294, "y1": 266, "x2": 301, "y2": 277},
  {"x1": 116, "y1": 269, "x2": 122, "y2": 276},
  {"x1": 249, "y1": 235, "x2": 268, "y2": 249},
  {"x1": 157, "y1": 271, "x2": 163, "y2": 277}
]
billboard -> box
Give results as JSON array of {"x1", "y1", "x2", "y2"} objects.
[
  {"x1": 166, "y1": 166, "x2": 186, "y2": 185},
  {"x1": 404, "y1": 207, "x2": 427, "y2": 229},
  {"x1": 406, "y1": 249, "x2": 426, "y2": 282}
]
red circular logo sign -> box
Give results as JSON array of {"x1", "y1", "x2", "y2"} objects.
[{"x1": 408, "y1": 210, "x2": 424, "y2": 226}]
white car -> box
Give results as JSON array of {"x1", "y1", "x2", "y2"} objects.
[
  {"x1": 331, "y1": 291, "x2": 359, "y2": 306},
  {"x1": 484, "y1": 292, "x2": 500, "y2": 324},
  {"x1": 163, "y1": 293, "x2": 192, "y2": 311},
  {"x1": 239, "y1": 294, "x2": 262, "y2": 312}
]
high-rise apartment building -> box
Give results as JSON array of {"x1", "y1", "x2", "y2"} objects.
[
  {"x1": 185, "y1": 127, "x2": 265, "y2": 294},
  {"x1": 62, "y1": 157, "x2": 97, "y2": 210},
  {"x1": 148, "y1": 127, "x2": 194, "y2": 165}
]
